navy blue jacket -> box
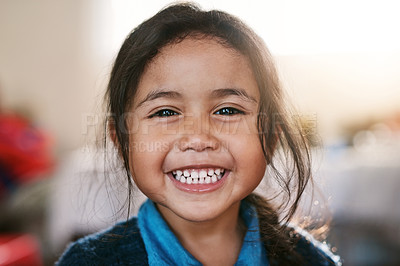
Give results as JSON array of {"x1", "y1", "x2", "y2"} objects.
[{"x1": 57, "y1": 217, "x2": 339, "y2": 266}]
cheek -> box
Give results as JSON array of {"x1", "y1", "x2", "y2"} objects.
[
  {"x1": 128, "y1": 129, "x2": 170, "y2": 193},
  {"x1": 228, "y1": 126, "x2": 266, "y2": 187},
  {"x1": 239, "y1": 139, "x2": 266, "y2": 178},
  {"x1": 129, "y1": 147, "x2": 166, "y2": 198}
]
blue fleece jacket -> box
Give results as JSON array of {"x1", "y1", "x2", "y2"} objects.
[{"x1": 56, "y1": 200, "x2": 340, "y2": 266}]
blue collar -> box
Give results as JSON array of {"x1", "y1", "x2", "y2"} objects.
[{"x1": 138, "y1": 199, "x2": 269, "y2": 266}]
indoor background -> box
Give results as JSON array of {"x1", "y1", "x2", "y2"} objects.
[{"x1": 0, "y1": 0, "x2": 399, "y2": 265}]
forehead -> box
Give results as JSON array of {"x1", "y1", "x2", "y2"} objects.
[
  {"x1": 158, "y1": 37, "x2": 242, "y2": 62},
  {"x1": 150, "y1": 37, "x2": 251, "y2": 77},
  {"x1": 134, "y1": 37, "x2": 259, "y2": 104}
]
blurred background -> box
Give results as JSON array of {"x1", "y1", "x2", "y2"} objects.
[{"x1": 0, "y1": 0, "x2": 399, "y2": 265}]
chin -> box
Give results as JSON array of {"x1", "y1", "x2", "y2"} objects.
[
  {"x1": 176, "y1": 210, "x2": 221, "y2": 223},
  {"x1": 170, "y1": 200, "x2": 236, "y2": 223}
]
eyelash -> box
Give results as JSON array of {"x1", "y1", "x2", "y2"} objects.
[
  {"x1": 149, "y1": 109, "x2": 180, "y2": 118},
  {"x1": 148, "y1": 107, "x2": 245, "y2": 119},
  {"x1": 214, "y1": 107, "x2": 245, "y2": 116}
]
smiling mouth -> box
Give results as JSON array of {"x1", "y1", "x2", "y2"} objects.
[{"x1": 171, "y1": 168, "x2": 226, "y2": 184}]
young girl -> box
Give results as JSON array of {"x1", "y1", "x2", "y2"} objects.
[{"x1": 58, "y1": 3, "x2": 340, "y2": 265}]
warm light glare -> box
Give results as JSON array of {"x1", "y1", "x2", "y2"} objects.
[{"x1": 111, "y1": 0, "x2": 400, "y2": 55}]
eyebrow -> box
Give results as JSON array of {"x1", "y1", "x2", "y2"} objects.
[
  {"x1": 136, "y1": 87, "x2": 257, "y2": 107},
  {"x1": 211, "y1": 88, "x2": 257, "y2": 103},
  {"x1": 137, "y1": 89, "x2": 182, "y2": 107}
]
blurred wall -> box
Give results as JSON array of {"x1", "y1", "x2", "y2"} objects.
[
  {"x1": 0, "y1": 0, "x2": 112, "y2": 153},
  {"x1": 275, "y1": 53, "x2": 400, "y2": 141}
]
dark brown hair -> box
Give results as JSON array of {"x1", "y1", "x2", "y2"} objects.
[{"x1": 106, "y1": 3, "x2": 312, "y2": 264}]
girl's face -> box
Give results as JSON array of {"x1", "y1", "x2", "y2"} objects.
[{"x1": 128, "y1": 38, "x2": 266, "y2": 222}]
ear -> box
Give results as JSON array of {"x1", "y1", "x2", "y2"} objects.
[{"x1": 108, "y1": 118, "x2": 119, "y2": 148}]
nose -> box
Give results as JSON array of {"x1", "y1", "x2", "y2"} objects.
[{"x1": 177, "y1": 114, "x2": 219, "y2": 152}]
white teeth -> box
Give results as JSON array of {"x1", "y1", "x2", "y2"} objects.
[
  {"x1": 207, "y1": 169, "x2": 214, "y2": 176},
  {"x1": 191, "y1": 171, "x2": 199, "y2": 178},
  {"x1": 172, "y1": 168, "x2": 226, "y2": 185},
  {"x1": 199, "y1": 170, "x2": 207, "y2": 178}
]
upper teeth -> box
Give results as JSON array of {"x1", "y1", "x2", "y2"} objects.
[{"x1": 172, "y1": 168, "x2": 225, "y2": 184}]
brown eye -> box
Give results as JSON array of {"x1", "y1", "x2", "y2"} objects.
[
  {"x1": 214, "y1": 107, "x2": 244, "y2": 115},
  {"x1": 150, "y1": 109, "x2": 180, "y2": 118}
]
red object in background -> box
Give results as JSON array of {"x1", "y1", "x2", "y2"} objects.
[
  {"x1": 0, "y1": 234, "x2": 43, "y2": 266},
  {"x1": 0, "y1": 113, "x2": 54, "y2": 184}
]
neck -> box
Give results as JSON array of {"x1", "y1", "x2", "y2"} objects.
[
  {"x1": 156, "y1": 202, "x2": 246, "y2": 265},
  {"x1": 157, "y1": 201, "x2": 243, "y2": 239}
]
